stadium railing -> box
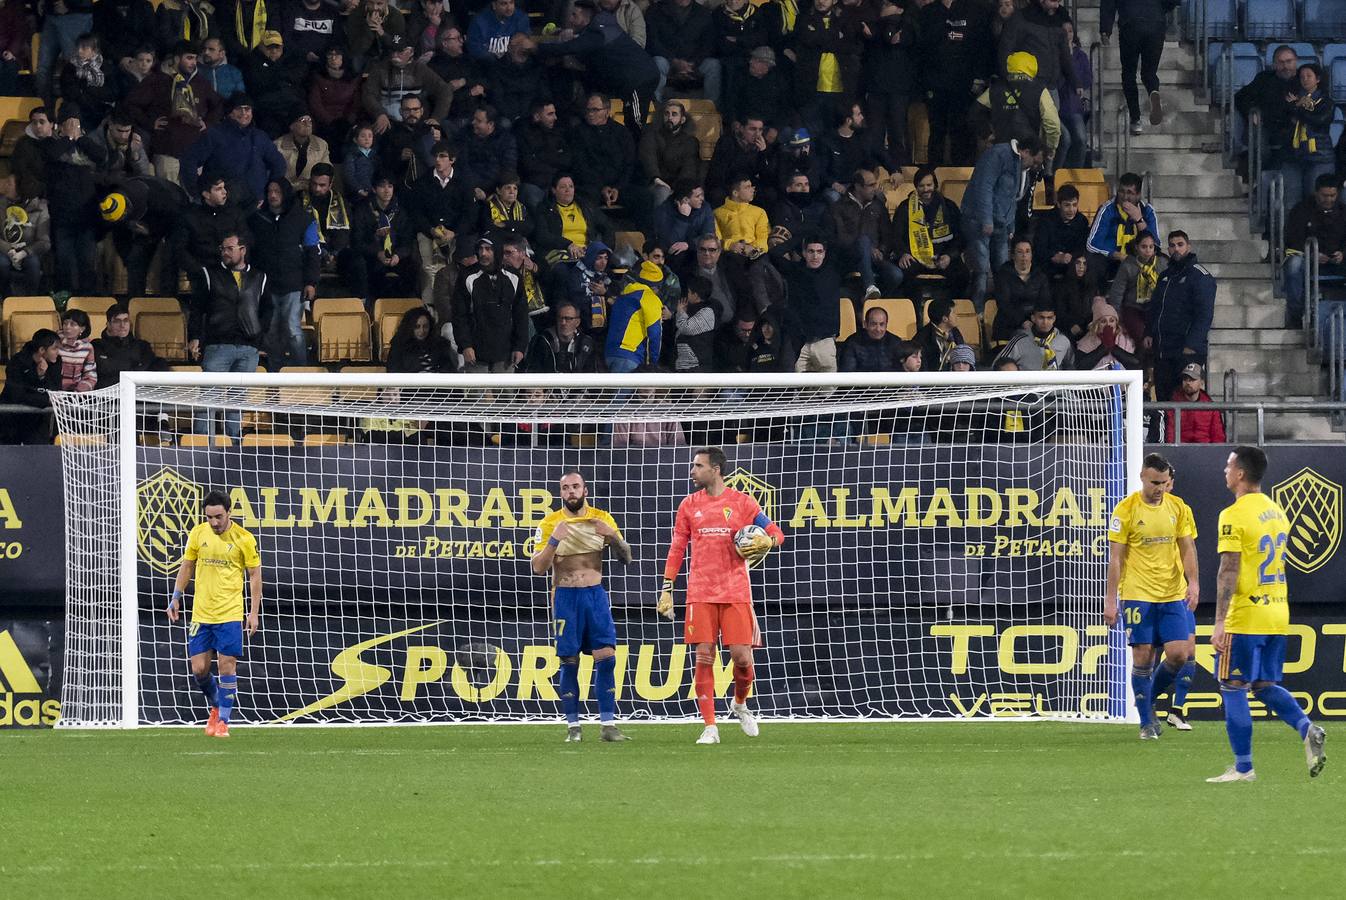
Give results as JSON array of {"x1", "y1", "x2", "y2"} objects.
[
  {"x1": 1149, "y1": 400, "x2": 1346, "y2": 444},
  {"x1": 1269, "y1": 172, "x2": 1286, "y2": 299},
  {"x1": 1089, "y1": 41, "x2": 1104, "y2": 164}
]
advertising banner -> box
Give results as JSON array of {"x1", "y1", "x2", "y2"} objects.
[
  {"x1": 0, "y1": 447, "x2": 66, "y2": 607},
  {"x1": 0, "y1": 619, "x2": 63, "y2": 728}
]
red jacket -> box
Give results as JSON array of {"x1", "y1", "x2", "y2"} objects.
[{"x1": 1166, "y1": 387, "x2": 1226, "y2": 444}]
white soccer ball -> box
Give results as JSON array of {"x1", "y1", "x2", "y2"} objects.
[{"x1": 734, "y1": 524, "x2": 768, "y2": 556}]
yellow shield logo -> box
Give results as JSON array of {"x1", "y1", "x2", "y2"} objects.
[
  {"x1": 724, "y1": 470, "x2": 777, "y2": 522},
  {"x1": 1273, "y1": 467, "x2": 1342, "y2": 574},
  {"x1": 136, "y1": 467, "x2": 204, "y2": 575}
]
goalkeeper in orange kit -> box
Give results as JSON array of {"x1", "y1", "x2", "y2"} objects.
[{"x1": 659, "y1": 447, "x2": 785, "y2": 745}]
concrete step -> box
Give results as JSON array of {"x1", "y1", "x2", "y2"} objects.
[
  {"x1": 1218, "y1": 303, "x2": 1284, "y2": 329},
  {"x1": 1100, "y1": 86, "x2": 1210, "y2": 112},
  {"x1": 1150, "y1": 196, "x2": 1248, "y2": 213},
  {"x1": 1147, "y1": 173, "x2": 1246, "y2": 197},
  {"x1": 1154, "y1": 213, "x2": 1257, "y2": 241},
  {"x1": 1205, "y1": 261, "x2": 1272, "y2": 279},
  {"x1": 1223, "y1": 369, "x2": 1325, "y2": 396},
  {"x1": 1261, "y1": 412, "x2": 1346, "y2": 442},
  {"x1": 1210, "y1": 345, "x2": 1317, "y2": 374},
  {"x1": 1207, "y1": 327, "x2": 1305, "y2": 348},
  {"x1": 1215, "y1": 280, "x2": 1275, "y2": 306},
  {"x1": 1114, "y1": 150, "x2": 1229, "y2": 174},
  {"x1": 1128, "y1": 132, "x2": 1223, "y2": 150},
  {"x1": 1098, "y1": 67, "x2": 1201, "y2": 86},
  {"x1": 1189, "y1": 240, "x2": 1269, "y2": 263}
]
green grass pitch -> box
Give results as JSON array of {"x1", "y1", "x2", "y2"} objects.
[{"x1": 5, "y1": 721, "x2": 1343, "y2": 897}]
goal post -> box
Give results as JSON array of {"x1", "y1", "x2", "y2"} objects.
[{"x1": 51, "y1": 370, "x2": 1144, "y2": 728}]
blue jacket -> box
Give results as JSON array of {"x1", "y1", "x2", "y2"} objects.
[
  {"x1": 467, "y1": 7, "x2": 531, "y2": 61},
  {"x1": 536, "y1": 11, "x2": 658, "y2": 95},
  {"x1": 179, "y1": 119, "x2": 287, "y2": 205},
  {"x1": 1147, "y1": 251, "x2": 1215, "y2": 358},
  {"x1": 1086, "y1": 197, "x2": 1159, "y2": 257},
  {"x1": 653, "y1": 197, "x2": 715, "y2": 250},
  {"x1": 962, "y1": 142, "x2": 1026, "y2": 231},
  {"x1": 604, "y1": 276, "x2": 664, "y2": 365},
  {"x1": 202, "y1": 62, "x2": 245, "y2": 102}
]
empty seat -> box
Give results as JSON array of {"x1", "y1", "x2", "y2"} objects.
[
  {"x1": 862, "y1": 298, "x2": 917, "y2": 340},
  {"x1": 983, "y1": 298, "x2": 1001, "y2": 348},
  {"x1": 1216, "y1": 43, "x2": 1262, "y2": 101},
  {"x1": 1303, "y1": 0, "x2": 1346, "y2": 39},
  {"x1": 242, "y1": 433, "x2": 296, "y2": 447},
  {"x1": 312, "y1": 298, "x2": 372, "y2": 362},
  {"x1": 303, "y1": 433, "x2": 349, "y2": 446},
  {"x1": 178, "y1": 434, "x2": 234, "y2": 447},
  {"x1": 1054, "y1": 168, "x2": 1106, "y2": 188},
  {"x1": 1244, "y1": 0, "x2": 1299, "y2": 41},
  {"x1": 136, "y1": 310, "x2": 188, "y2": 360},
  {"x1": 1074, "y1": 182, "x2": 1113, "y2": 220},
  {"x1": 1200, "y1": 0, "x2": 1240, "y2": 39},
  {"x1": 4, "y1": 296, "x2": 56, "y2": 355},
  {"x1": 940, "y1": 180, "x2": 970, "y2": 207},
  {"x1": 614, "y1": 230, "x2": 646, "y2": 255}
]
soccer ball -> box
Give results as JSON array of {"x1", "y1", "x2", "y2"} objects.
[{"x1": 734, "y1": 524, "x2": 768, "y2": 556}]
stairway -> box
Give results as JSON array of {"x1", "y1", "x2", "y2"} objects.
[{"x1": 1075, "y1": 5, "x2": 1342, "y2": 442}]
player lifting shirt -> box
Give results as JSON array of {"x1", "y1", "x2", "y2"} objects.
[
  {"x1": 659, "y1": 447, "x2": 785, "y2": 745},
  {"x1": 531, "y1": 470, "x2": 633, "y2": 743}
]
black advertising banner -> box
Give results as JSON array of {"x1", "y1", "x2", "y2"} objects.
[
  {"x1": 0, "y1": 618, "x2": 63, "y2": 727},
  {"x1": 0, "y1": 447, "x2": 66, "y2": 607}
]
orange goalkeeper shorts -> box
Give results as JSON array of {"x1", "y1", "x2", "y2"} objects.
[{"x1": 685, "y1": 602, "x2": 761, "y2": 647}]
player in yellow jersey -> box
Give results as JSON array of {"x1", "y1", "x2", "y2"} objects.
[
  {"x1": 1207, "y1": 446, "x2": 1326, "y2": 783},
  {"x1": 531, "y1": 470, "x2": 633, "y2": 743},
  {"x1": 166, "y1": 490, "x2": 262, "y2": 738},
  {"x1": 1105, "y1": 453, "x2": 1198, "y2": 739},
  {"x1": 1156, "y1": 467, "x2": 1198, "y2": 731}
]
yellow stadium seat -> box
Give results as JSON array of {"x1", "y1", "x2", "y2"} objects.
[
  {"x1": 983, "y1": 299, "x2": 1004, "y2": 349},
  {"x1": 1055, "y1": 167, "x2": 1107, "y2": 188},
  {"x1": 862, "y1": 298, "x2": 917, "y2": 340},
  {"x1": 303, "y1": 433, "x2": 349, "y2": 446},
  {"x1": 340, "y1": 365, "x2": 386, "y2": 373},
  {"x1": 921, "y1": 297, "x2": 980, "y2": 347},
  {"x1": 170, "y1": 365, "x2": 203, "y2": 372},
  {"x1": 615, "y1": 230, "x2": 645, "y2": 255},
  {"x1": 0, "y1": 97, "x2": 41, "y2": 126},
  {"x1": 0, "y1": 117, "x2": 26, "y2": 157},
  {"x1": 858, "y1": 434, "x2": 892, "y2": 446},
  {"x1": 128, "y1": 295, "x2": 183, "y2": 325},
  {"x1": 940, "y1": 180, "x2": 970, "y2": 207},
  {"x1": 838, "y1": 297, "x2": 858, "y2": 341},
  {"x1": 370, "y1": 298, "x2": 422, "y2": 357},
  {"x1": 884, "y1": 182, "x2": 915, "y2": 216},
  {"x1": 7, "y1": 310, "x2": 58, "y2": 356},
  {"x1": 242, "y1": 433, "x2": 296, "y2": 447},
  {"x1": 935, "y1": 166, "x2": 975, "y2": 183},
  {"x1": 312, "y1": 299, "x2": 372, "y2": 362},
  {"x1": 178, "y1": 434, "x2": 234, "y2": 447},
  {"x1": 277, "y1": 367, "x2": 333, "y2": 407},
  {"x1": 1073, "y1": 182, "x2": 1113, "y2": 220},
  {"x1": 667, "y1": 99, "x2": 723, "y2": 162},
  {"x1": 54, "y1": 434, "x2": 108, "y2": 446},
  {"x1": 136, "y1": 311, "x2": 189, "y2": 360}
]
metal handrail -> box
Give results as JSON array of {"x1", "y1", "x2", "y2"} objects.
[
  {"x1": 1306, "y1": 236, "x2": 1320, "y2": 349},
  {"x1": 1222, "y1": 368, "x2": 1239, "y2": 441},
  {"x1": 1197, "y1": 0, "x2": 1210, "y2": 102},
  {"x1": 1269, "y1": 172, "x2": 1285, "y2": 298},
  {"x1": 1220, "y1": 45, "x2": 1233, "y2": 167},
  {"x1": 1114, "y1": 106, "x2": 1130, "y2": 175},
  {"x1": 1089, "y1": 41, "x2": 1104, "y2": 164},
  {"x1": 1249, "y1": 106, "x2": 1265, "y2": 229},
  {"x1": 1141, "y1": 169, "x2": 1152, "y2": 206},
  {"x1": 1330, "y1": 307, "x2": 1344, "y2": 405},
  {"x1": 1149, "y1": 400, "x2": 1346, "y2": 445}
]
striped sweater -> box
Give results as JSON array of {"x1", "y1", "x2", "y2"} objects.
[{"x1": 57, "y1": 338, "x2": 98, "y2": 392}]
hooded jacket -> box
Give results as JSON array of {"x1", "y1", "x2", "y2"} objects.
[
  {"x1": 653, "y1": 196, "x2": 716, "y2": 250},
  {"x1": 452, "y1": 260, "x2": 529, "y2": 365},
  {"x1": 605, "y1": 263, "x2": 665, "y2": 365},
  {"x1": 248, "y1": 178, "x2": 320, "y2": 294},
  {"x1": 179, "y1": 116, "x2": 288, "y2": 206},
  {"x1": 534, "y1": 10, "x2": 659, "y2": 96}
]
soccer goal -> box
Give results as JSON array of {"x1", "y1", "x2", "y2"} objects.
[{"x1": 50, "y1": 370, "x2": 1143, "y2": 728}]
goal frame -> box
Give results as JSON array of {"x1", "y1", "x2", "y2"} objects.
[{"x1": 101, "y1": 369, "x2": 1144, "y2": 729}]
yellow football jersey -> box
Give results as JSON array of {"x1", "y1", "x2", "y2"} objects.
[
  {"x1": 534, "y1": 506, "x2": 622, "y2": 558},
  {"x1": 1108, "y1": 491, "x2": 1197, "y2": 602},
  {"x1": 182, "y1": 522, "x2": 261, "y2": 624},
  {"x1": 1217, "y1": 492, "x2": 1290, "y2": 635}
]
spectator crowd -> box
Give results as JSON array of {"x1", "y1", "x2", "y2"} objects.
[{"x1": 0, "y1": 0, "x2": 1226, "y2": 444}]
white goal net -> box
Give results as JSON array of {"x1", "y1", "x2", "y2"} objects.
[{"x1": 51, "y1": 372, "x2": 1142, "y2": 727}]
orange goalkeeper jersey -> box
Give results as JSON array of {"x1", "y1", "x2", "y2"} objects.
[{"x1": 663, "y1": 487, "x2": 784, "y2": 605}]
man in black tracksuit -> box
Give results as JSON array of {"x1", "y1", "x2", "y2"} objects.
[
  {"x1": 249, "y1": 178, "x2": 320, "y2": 369},
  {"x1": 1101, "y1": 0, "x2": 1180, "y2": 133},
  {"x1": 919, "y1": 0, "x2": 992, "y2": 165},
  {"x1": 452, "y1": 236, "x2": 530, "y2": 372},
  {"x1": 188, "y1": 234, "x2": 267, "y2": 437}
]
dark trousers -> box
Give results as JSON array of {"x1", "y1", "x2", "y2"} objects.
[
  {"x1": 114, "y1": 230, "x2": 177, "y2": 297},
  {"x1": 53, "y1": 220, "x2": 96, "y2": 293},
  {"x1": 868, "y1": 91, "x2": 912, "y2": 167},
  {"x1": 1118, "y1": 27, "x2": 1165, "y2": 124},
  {"x1": 926, "y1": 81, "x2": 976, "y2": 165}
]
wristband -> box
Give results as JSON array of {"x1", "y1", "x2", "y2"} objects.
[
  {"x1": 547, "y1": 536, "x2": 560, "y2": 547},
  {"x1": 169, "y1": 589, "x2": 183, "y2": 607},
  {"x1": 662, "y1": 579, "x2": 674, "y2": 593}
]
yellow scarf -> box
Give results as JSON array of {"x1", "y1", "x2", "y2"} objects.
[
  {"x1": 235, "y1": 0, "x2": 267, "y2": 52},
  {"x1": 1136, "y1": 257, "x2": 1158, "y2": 303},
  {"x1": 1292, "y1": 91, "x2": 1325, "y2": 154},
  {"x1": 770, "y1": 0, "x2": 797, "y2": 33},
  {"x1": 907, "y1": 197, "x2": 949, "y2": 268},
  {"x1": 489, "y1": 196, "x2": 526, "y2": 229},
  {"x1": 180, "y1": 1, "x2": 215, "y2": 41},
  {"x1": 307, "y1": 191, "x2": 349, "y2": 240},
  {"x1": 1035, "y1": 329, "x2": 1060, "y2": 370},
  {"x1": 171, "y1": 72, "x2": 198, "y2": 121}
]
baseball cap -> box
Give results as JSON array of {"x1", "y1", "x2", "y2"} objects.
[
  {"x1": 789, "y1": 127, "x2": 811, "y2": 147},
  {"x1": 1180, "y1": 362, "x2": 1204, "y2": 381},
  {"x1": 262, "y1": 30, "x2": 283, "y2": 47},
  {"x1": 100, "y1": 192, "x2": 128, "y2": 223}
]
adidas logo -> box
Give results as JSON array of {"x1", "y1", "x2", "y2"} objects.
[{"x1": 0, "y1": 629, "x2": 61, "y2": 727}]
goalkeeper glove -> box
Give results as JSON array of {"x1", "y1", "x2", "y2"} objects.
[
  {"x1": 656, "y1": 579, "x2": 675, "y2": 620},
  {"x1": 737, "y1": 533, "x2": 775, "y2": 569}
]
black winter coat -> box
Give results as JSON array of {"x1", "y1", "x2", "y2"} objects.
[{"x1": 248, "y1": 180, "x2": 321, "y2": 295}]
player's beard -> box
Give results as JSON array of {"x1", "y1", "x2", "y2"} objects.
[{"x1": 564, "y1": 496, "x2": 585, "y2": 513}]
